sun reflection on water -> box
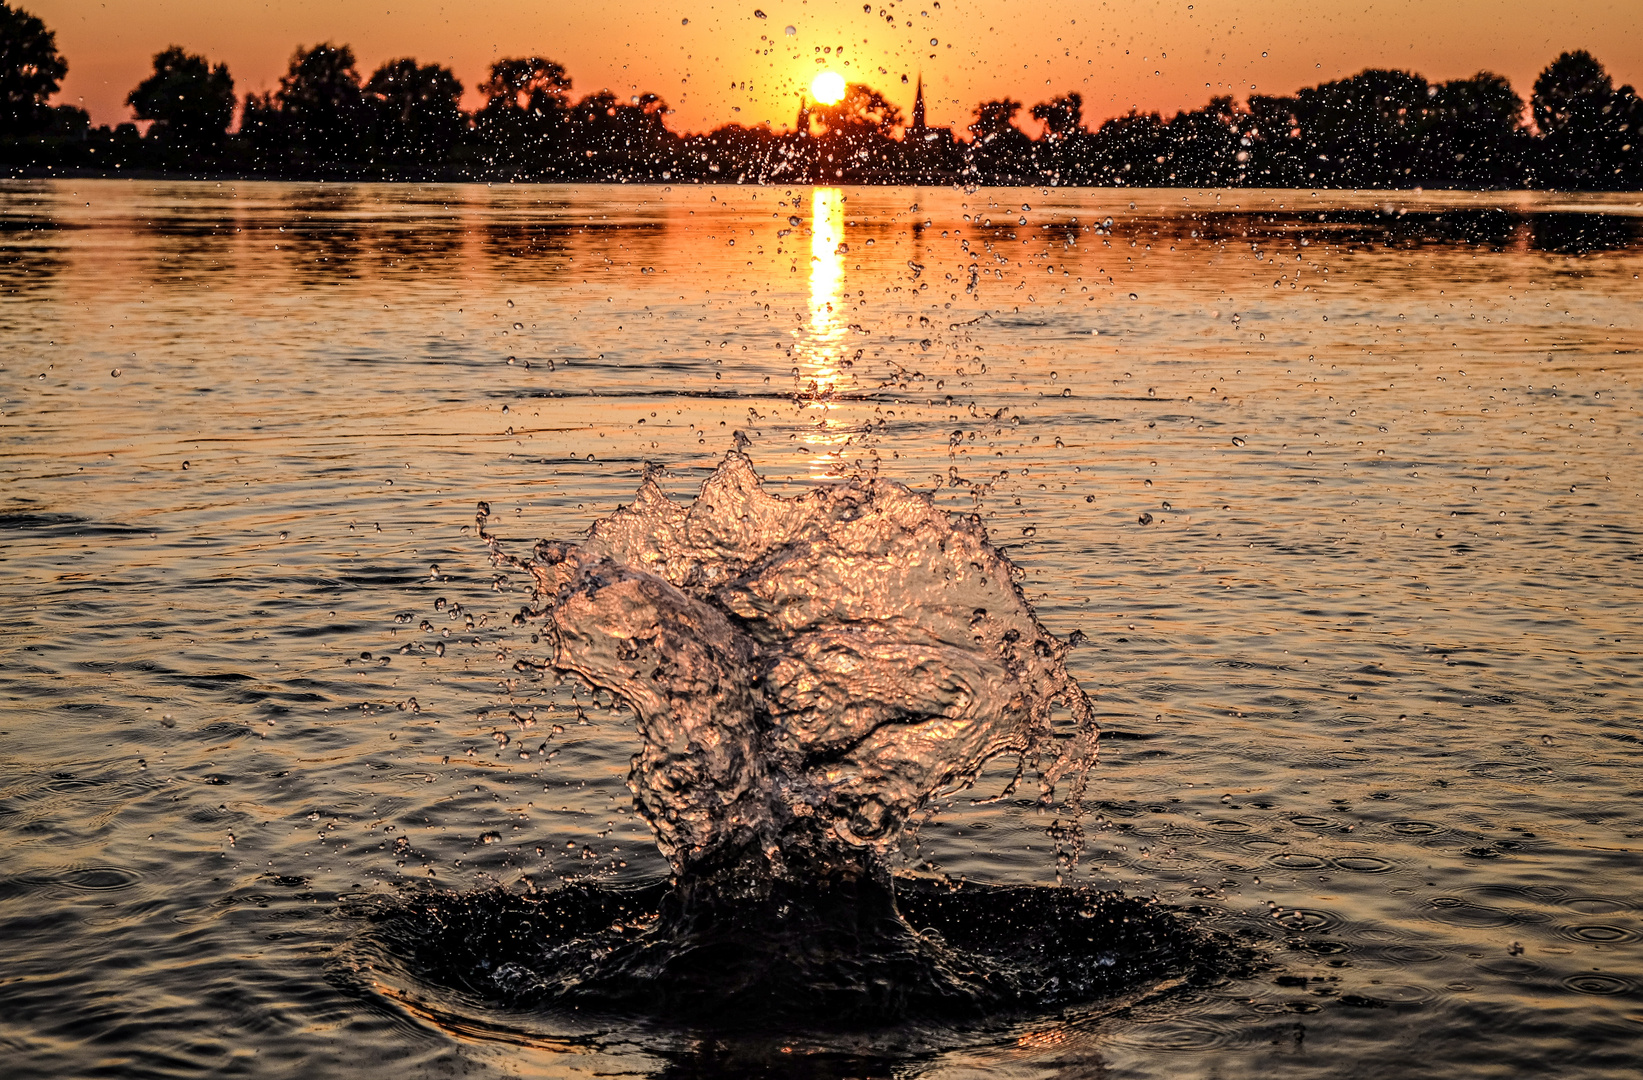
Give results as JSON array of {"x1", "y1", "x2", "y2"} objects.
[{"x1": 801, "y1": 187, "x2": 850, "y2": 471}]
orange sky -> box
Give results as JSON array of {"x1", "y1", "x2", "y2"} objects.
[{"x1": 30, "y1": 0, "x2": 1643, "y2": 135}]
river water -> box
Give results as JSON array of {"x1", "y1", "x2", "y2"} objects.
[{"x1": 1, "y1": 179, "x2": 1640, "y2": 1078}]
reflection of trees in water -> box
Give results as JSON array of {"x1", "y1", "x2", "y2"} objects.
[
  {"x1": 981, "y1": 208, "x2": 1640, "y2": 256},
  {"x1": 0, "y1": 216, "x2": 67, "y2": 296},
  {"x1": 368, "y1": 220, "x2": 465, "y2": 277},
  {"x1": 275, "y1": 186, "x2": 365, "y2": 283},
  {"x1": 1528, "y1": 213, "x2": 1640, "y2": 254},
  {"x1": 132, "y1": 203, "x2": 240, "y2": 287},
  {"x1": 480, "y1": 216, "x2": 671, "y2": 279}
]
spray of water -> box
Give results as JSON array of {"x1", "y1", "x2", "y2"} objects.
[
  {"x1": 354, "y1": 454, "x2": 1235, "y2": 1027},
  {"x1": 487, "y1": 451, "x2": 1098, "y2": 885}
]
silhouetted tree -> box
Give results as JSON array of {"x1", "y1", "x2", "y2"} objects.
[
  {"x1": 690, "y1": 121, "x2": 784, "y2": 182},
  {"x1": 1162, "y1": 96, "x2": 1251, "y2": 186},
  {"x1": 1031, "y1": 92, "x2": 1082, "y2": 140},
  {"x1": 1532, "y1": 51, "x2": 1639, "y2": 190},
  {"x1": 276, "y1": 43, "x2": 365, "y2": 174},
  {"x1": 127, "y1": 46, "x2": 235, "y2": 155},
  {"x1": 475, "y1": 57, "x2": 572, "y2": 177},
  {"x1": 237, "y1": 91, "x2": 284, "y2": 171},
  {"x1": 1030, "y1": 92, "x2": 1086, "y2": 183},
  {"x1": 1422, "y1": 72, "x2": 1526, "y2": 188},
  {"x1": 0, "y1": 1, "x2": 66, "y2": 137},
  {"x1": 567, "y1": 89, "x2": 677, "y2": 178},
  {"x1": 815, "y1": 83, "x2": 903, "y2": 140},
  {"x1": 805, "y1": 82, "x2": 902, "y2": 178},
  {"x1": 967, "y1": 98, "x2": 1032, "y2": 181},
  {"x1": 1085, "y1": 110, "x2": 1170, "y2": 185},
  {"x1": 1291, "y1": 69, "x2": 1431, "y2": 187},
  {"x1": 364, "y1": 58, "x2": 464, "y2": 176}
]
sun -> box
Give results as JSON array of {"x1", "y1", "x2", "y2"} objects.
[{"x1": 810, "y1": 71, "x2": 846, "y2": 105}]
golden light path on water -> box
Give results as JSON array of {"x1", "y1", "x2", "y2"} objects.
[{"x1": 801, "y1": 186, "x2": 851, "y2": 473}]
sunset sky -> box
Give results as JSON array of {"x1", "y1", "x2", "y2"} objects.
[{"x1": 29, "y1": 0, "x2": 1643, "y2": 135}]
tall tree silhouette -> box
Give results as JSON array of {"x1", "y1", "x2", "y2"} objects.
[
  {"x1": 1031, "y1": 92, "x2": 1086, "y2": 183},
  {"x1": 1422, "y1": 72, "x2": 1525, "y2": 188},
  {"x1": 1166, "y1": 96, "x2": 1250, "y2": 186},
  {"x1": 1031, "y1": 93, "x2": 1082, "y2": 140},
  {"x1": 127, "y1": 47, "x2": 234, "y2": 155},
  {"x1": 1288, "y1": 69, "x2": 1431, "y2": 187},
  {"x1": 476, "y1": 57, "x2": 572, "y2": 177},
  {"x1": 814, "y1": 83, "x2": 903, "y2": 140},
  {"x1": 0, "y1": 1, "x2": 66, "y2": 137},
  {"x1": 967, "y1": 99, "x2": 1031, "y2": 181},
  {"x1": 567, "y1": 90, "x2": 676, "y2": 178},
  {"x1": 365, "y1": 58, "x2": 464, "y2": 176},
  {"x1": 1086, "y1": 111, "x2": 1170, "y2": 185},
  {"x1": 277, "y1": 43, "x2": 365, "y2": 175},
  {"x1": 807, "y1": 82, "x2": 902, "y2": 178},
  {"x1": 1532, "y1": 51, "x2": 1639, "y2": 190}
]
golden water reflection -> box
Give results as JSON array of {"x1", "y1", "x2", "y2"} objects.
[{"x1": 801, "y1": 187, "x2": 850, "y2": 466}]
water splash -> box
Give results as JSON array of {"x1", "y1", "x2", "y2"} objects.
[
  {"x1": 488, "y1": 451, "x2": 1098, "y2": 884},
  {"x1": 351, "y1": 453, "x2": 1244, "y2": 1030}
]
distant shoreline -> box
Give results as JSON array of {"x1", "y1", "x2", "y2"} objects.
[{"x1": 5, "y1": 168, "x2": 1643, "y2": 196}]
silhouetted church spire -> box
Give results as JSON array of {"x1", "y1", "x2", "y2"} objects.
[{"x1": 910, "y1": 74, "x2": 926, "y2": 134}]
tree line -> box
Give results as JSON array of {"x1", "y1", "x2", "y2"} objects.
[{"x1": 1, "y1": 1, "x2": 1637, "y2": 189}]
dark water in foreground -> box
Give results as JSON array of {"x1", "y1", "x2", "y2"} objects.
[{"x1": 1, "y1": 180, "x2": 1641, "y2": 1077}]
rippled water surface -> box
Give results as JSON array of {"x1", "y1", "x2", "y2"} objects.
[{"x1": 2, "y1": 179, "x2": 1641, "y2": 1078}]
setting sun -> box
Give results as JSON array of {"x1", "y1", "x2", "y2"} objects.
[{"x1": 810, "y1": 70, "x2": 846, "y2": 105}]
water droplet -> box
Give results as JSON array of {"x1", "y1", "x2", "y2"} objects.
[
  {"x1": 1231, "y1": 436, "x2": 1247, "y2": 447},
  {"x1": 784, "y1": 24, "x2": 796, "y2": 35}
]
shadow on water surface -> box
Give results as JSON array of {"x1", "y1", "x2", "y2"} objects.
[{"x1": 338, "y1": 874, "x2": 1251, "y2": 1073}]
